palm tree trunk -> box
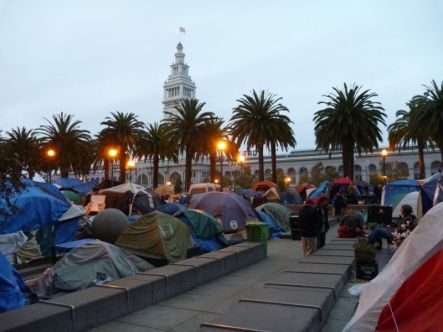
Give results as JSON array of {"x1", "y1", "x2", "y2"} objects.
[
  {"x1": 185, "y1": 147, "x2": 193, "y2": 191},
  {"x1": 342, "y1": 142, "x2": 354, "y2": 180},
  {"x1": 271, "y1": 142, "x2": 277, "y2": 183},
  {"x1": 417, "y1": 140, "x2": 425, "y2": 179},
  {"x1": 153, "y1": 154, "x2": 159, "y2": 189},
  {"x1": 210, "y1": 152, "x2": 217, "y2": 182},
  {"x1": 257, "y1": 144, "x2": 264, "y2": 181}
]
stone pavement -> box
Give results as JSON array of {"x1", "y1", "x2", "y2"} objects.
[{"x1": 91, "y1": 226, "x2": 346, "y2": 332}]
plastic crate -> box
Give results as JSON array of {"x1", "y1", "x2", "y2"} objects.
[{"x1": 245, "y1": 222, "x2": 269, "y2": 255}]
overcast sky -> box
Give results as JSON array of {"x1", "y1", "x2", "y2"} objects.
[{"x1": 0, "y1": 0, "x2": 442, "y2": 149}]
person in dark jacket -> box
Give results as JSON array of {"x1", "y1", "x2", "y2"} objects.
[
  {"x1": 333, "y1": 192, "x2": 345, "y2": 221},
  {"x1": 316, "y1": 196, "x2": 330, "y2": 249},
  {"x1": 299, "y1": 204, "x2": 322, "y2": 257}
]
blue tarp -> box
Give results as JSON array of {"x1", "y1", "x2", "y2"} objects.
[
  {"x1": 383, "y1": 179, "x2": 420, "y2": 206},
  {"x1": 308, "y1": 180, "x2": 330, "y2": 200},
  {"x1": 0, "y1": 181, "x2": 71, "y2": 235},
  {"x1": 0, "y1": 253, "x2": 30, "y2": 313},
  {"x1": 54, "y1": 178, "x2": 97, "y2": 196},
  {"x1": 256, "y1": 210, "x2": 283, "y2": 239}
]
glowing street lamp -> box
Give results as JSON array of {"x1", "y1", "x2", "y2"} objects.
[
  {"x1": 381, "y1": 149, "x2": 388, "y2": 176},
  {"x1": 45, "y1": 148, "x2": 56, "y2": 182},
  {"x1": 126, "y1": 160, "x2": 136, "y2": 182},
  {"x1": 107, "y1": 148, "x2": 119, "y2": 185},
  {"x1": 237, "y1": 154, "x2": 245, "y2": 174},
  {"x1": 285, "y1": 176, "x2": 291, "y2": 184},
  {"x1": 166, "y1": 181, "x2": 172, "y2": 186},
  {"x1": 214, "y1": 178, "x2": 219, "y2": 184},
  {"x1": 217, "y1": 140, "x2": 227, "y2": 192}
]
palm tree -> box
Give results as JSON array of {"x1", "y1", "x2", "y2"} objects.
[
  {"x1": 411, "y1": 80, "x2": 443, "y2": 163},
  {"x1": 38, "y1": 113, "x2": 91, "y2": 178},
  {"x1": 100, "y1": 112, "x2": 145, "y2": 183},
  {"x1": 388, "y1": 101, "x2": 433, "y2": 179},
  {"x1": 4, "y1": 127, "x2": 42, "y2": 179},
  {"x1": 266, "y1": 117, "x2": 296, "y2": 183},
  {"x1": 162, "y1": 98, "x2": 214, "y2": 191},
  {"x1": 314, "y1": 83, "x2": 386, "y2": 180},
  {"x1": 136, "y1": 122, "x2": 178, "y2": 188},
  {"x1": 230, "y1": 89, "x2": 293, "y2": 181}
]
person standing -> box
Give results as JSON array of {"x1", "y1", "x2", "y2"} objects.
[
  {"x1": 299, "y1": 204, "x2": 322, "y2": 258},
  {"x1": 333, "y1": 192, "x2": 345, "y2": 222},
  {"x1": 316, "y1": 196, "x2": 330, "y2": 249}
]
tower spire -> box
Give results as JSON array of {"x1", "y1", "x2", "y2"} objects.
[{"x1": 162, "y1": 43, "x2": 196, "y2": 114}]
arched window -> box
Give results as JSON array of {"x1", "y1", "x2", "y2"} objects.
[
  {"x1": 338, "y1": 165, "x2": 344, "y2": 176},
  {"x1": 299, "y1": 167, "x2": 308, "y2": 177},
  {"x1": 225, "y1": 171, "x2": 232, "y2": 178},
  {"x1": 397, "y1": 162, "x2": 409, "y2": 178},
  {"x1": 287, "y1": 168, "x2": 296, "y2": 184},
  {"x1": 354, "y1": 165, "x2": 362, "y2": 181},
  {"x1": 158, "y1": 173, "x2": 165, "y2": 185},
  {"x1": 368, "y1": 164, "x2": 377, "y2": 175},
  {"x1": 431, "y1": 161, "x2": 442, "y2": 174},
  {"x1": 170, "y1": 172, "x2": 181, "y2": 182}
]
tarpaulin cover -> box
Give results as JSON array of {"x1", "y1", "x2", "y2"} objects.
[
  {"x1": 69, "y1": 180, "x2": 97, "y2": 196},
  {"x1": 0, "y1": 181, "x2": 70, "y2": 234},
  {"x1": 157, "y1": 203, "x2": 184, "y2": 215},
  {"x1": 175, "y1": 208, "x2": 228, "y2": 252},
  {"x1": 26, "y1": 241, "x2": 153, "y2": 298},
  {"x1": 382, "y1": 179, "x2": 420, "y2": 206},
  {"x1": 0, "y1": 252, "x2": 29, "y2": 313},
  {"x1": 308, "y1": 180, "x2": 330, "y2": 200},
  {"x1": 189, "y1": 192, "x2": 259, "y2": 232},
  {"x1": 256, "y1": 202, "x2": 291, "y2": 232},
  {"x1": 115, "y1": 211, "x2": 190, "y2": 262},
  {"x1": 419, "y1": 172, "x2": 443, "y2": 215},
  {"x1": 53, "y1": 177, "x2": 83, "y2": 188},
  {"x1": 376, "y1": 249, "x2": 443, "y2": 332},
  {"x1": 344, "y1": 202, "x2": 443, "y2": 331},
  {"x1": 256, "y1": 210, "x2": 283, "y2": 239}
]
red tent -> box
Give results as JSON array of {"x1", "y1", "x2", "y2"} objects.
[
  {"x1": 251, "y1": 181, "x2": 278, "y2": 192},
  {"x1": 376, "y1": 249, "x2": 443, "y2": 332},
  {"x1": 332, "y1": 176, "x2": 353, "y2": 186},
  {"x1": 295, "y1": 183, "x2": 315, "y2": 193}
]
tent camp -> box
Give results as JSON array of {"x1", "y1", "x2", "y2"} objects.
[
  {"x1": 381, "y1": 179, "x2": 420, "y2": 206},
  {"x1": 344, "y1": 202, "x2": 443, "y2": 331},
  {"x1": 296, "y1": 183, "x2": 316, "y2": 201},
  {"x1": 115, "y1": 211, "x2": 190, "y2": 263},
  {"x1": 417, "y1": 172, "x2": 443, "y2": 215},
  {"x1": 391, "y1": 191, "x2": 421, "y2": 219},
  {"x1": 174, "y1": 208, "x2": 228, "y2": 253},
  {"x1": 53, "y1": 178, "x2": 97, "y2": 196},
  {"x1": 0, "y1": 181, "x2": 83, "y2": 262},
  {"x1": 282, "y1": 191, "x2": 303, "y2": 204},
  {"x1": 26, "y1": 240, "x2": 153, "y2": 298},
  {"x1": 189, "y1": 192, "x2": 259, "y2": 233},
  {"x1": 100, "y1": 182, "x2": 160, "y2": 215},
  {"x1": 263, "y1": 187, "x2": 280, "y2": 202}
]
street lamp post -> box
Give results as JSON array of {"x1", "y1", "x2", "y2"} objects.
[
  {"x1": 126, "y1": 160, "x2": 135, "y2": 182},
  {"x1": 381, "y1": 149, "x2": 388, "y2": 176},
  {"x1": 46, "y1": 148, "x2": 56, "y2": 183},
  {"x1": 108, "y1": 148, "x2": 118, "y2": 186},
  {"x1": 217, "y1": 141, "x2": 227, "y2": 192}
]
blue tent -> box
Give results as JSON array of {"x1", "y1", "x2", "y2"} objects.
[
  {"x1": 0, "y1": 252, "x2": 31, "y2": 313},
  {"x1": 383, "y1": 179, "x2": 420, "y2": 206},
  {"x1": 256, "y1": 210, "x2": 283, "y2": 239},
  {"x1": 420, "y1": 173, "x2": 443, "y2": 214},
  {"x1": 53, "y1": 177, "x2": 83, "y2": 188},
  {"x1": 54, "y1": 178, "x2": 97, "y2": 196},
  {"x1": 0, "y1": 181, "x2": 71, "y2": 235}
]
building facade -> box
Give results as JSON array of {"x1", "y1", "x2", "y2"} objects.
[{"x1": 85, "y1": 43, "x2": 443, "y2": 187}]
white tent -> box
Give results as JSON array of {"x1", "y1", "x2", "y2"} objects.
[
  {"x1": 391, "y1": 191, "x2": 420, "y2": 218},
  {"x1": 344, "y1": 202, "x2": 443, "y2": 331}
]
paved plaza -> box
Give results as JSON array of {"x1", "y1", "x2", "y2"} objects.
[{"x1": 91, "y1": 224, "x2": 363, "y2": 332}]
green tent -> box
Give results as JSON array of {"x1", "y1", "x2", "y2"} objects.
[
  {"x1": 116, "y1": 211, "x2": 190, "y2": 263},
  {"x1": 62, "y1": 190, "x2": 83, "y2": 205}
]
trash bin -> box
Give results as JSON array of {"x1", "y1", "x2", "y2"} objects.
[
  {"x1": 289, "y1": 215, "x2": 301, "y2": 240},
  {"x1": 245, "y1": 222, "x2": 269, "y2": 256}
]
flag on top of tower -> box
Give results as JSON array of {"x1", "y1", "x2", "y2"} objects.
[{"x1": 179, "y1": 27, "x2": 186, "y2": 33}]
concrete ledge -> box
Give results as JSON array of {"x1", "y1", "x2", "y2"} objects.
[
  {"x1": 313, "y1": 249, "x2": 355, "y2": 257},
  {"x1": 286, "y1": 262, "x2": 352, "y2": 281},
  {"x1": 265, "y1": 271, "x2": 345, "y2": 299},
  {"x1": 0, "y1": 303, "x2": 72, "y2": 332},
  {"x1": 304, "y1": 254, "x2": 355, "y2": 265},
  {"x1": 0, "y1": 242, "x2": 266, "y2": 332},
  {"x1": 322, "y1": 244, "x2": 355, "y2": 250}
]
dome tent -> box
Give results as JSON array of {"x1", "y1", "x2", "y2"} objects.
[{"x1": 115, "y1": 211, "x2": 190, "y2": 263}]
